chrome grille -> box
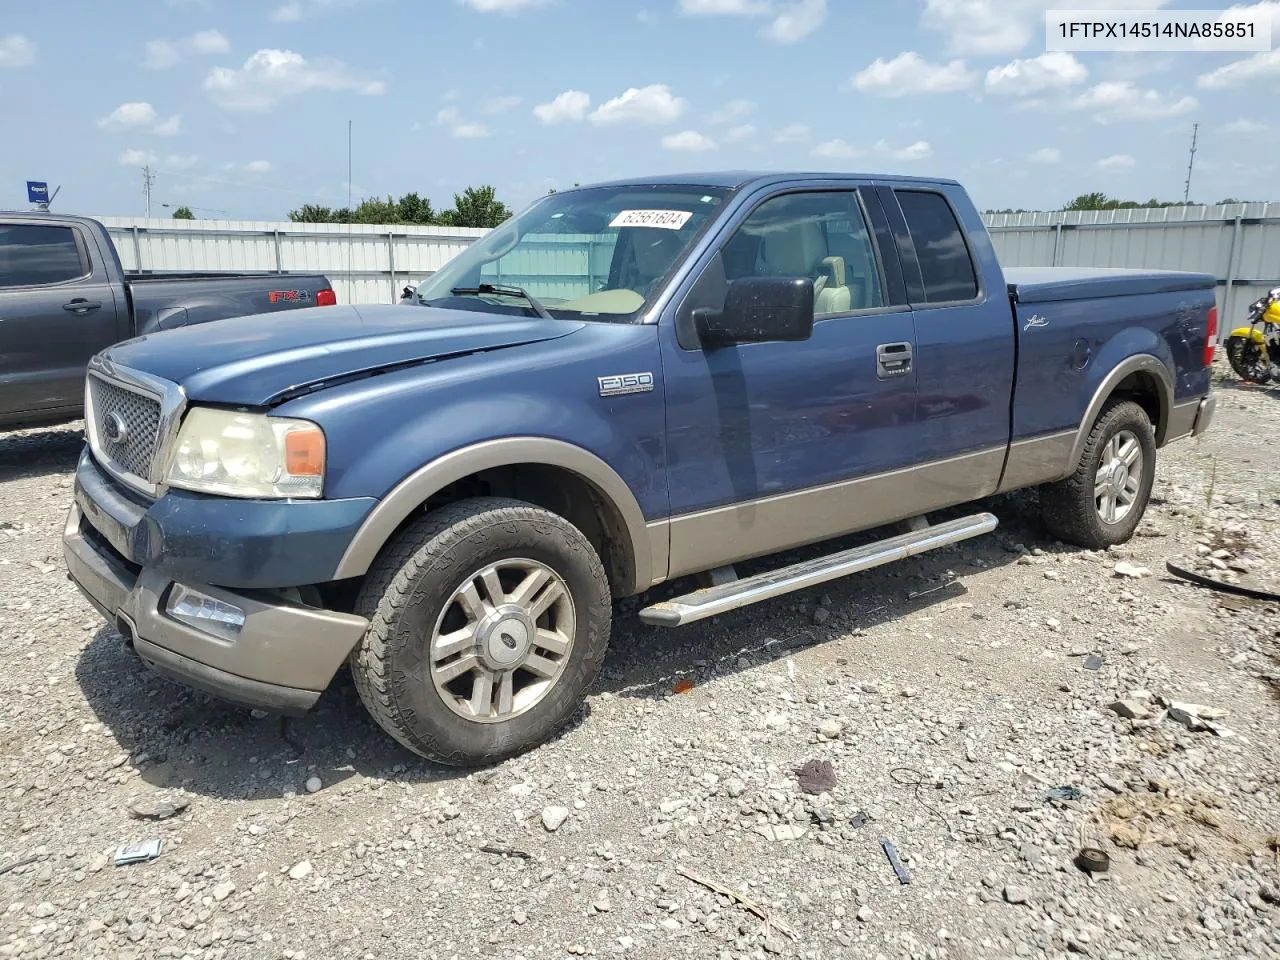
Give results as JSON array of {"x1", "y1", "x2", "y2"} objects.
[{"x1": 89, "y1": 377, "x2": 162, "y2": 482}]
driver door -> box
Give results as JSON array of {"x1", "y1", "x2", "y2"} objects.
[{"x1": 656, "y1": 185, "x2": 922, "y2": 578}]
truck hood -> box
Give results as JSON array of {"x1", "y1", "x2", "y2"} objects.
[{"x1": 102, "y1": 304, "x2": 587, "y2": 406}]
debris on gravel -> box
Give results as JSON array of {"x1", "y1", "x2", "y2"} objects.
[{"x1": 2, "y1": 381, "x2": 1279, "y2": 959}]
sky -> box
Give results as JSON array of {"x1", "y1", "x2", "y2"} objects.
[{"x1": 1, "y1": 0, "x2": 1278, "y2": 221}]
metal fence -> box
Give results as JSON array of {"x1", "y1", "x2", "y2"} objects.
[
  {"x1": 984, "y1": 203, "x2": 1280, "y2": 330},
  {"x1": 98, "y1": 204, "x2": 1280, "y2": 323},
  {"x1": 97, "y1": 217, "x2": 489, "y2": 306}
]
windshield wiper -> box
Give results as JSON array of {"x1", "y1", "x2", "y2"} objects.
[{"x1": 449, "y1": 283, "x2": 554, "y2": 320}]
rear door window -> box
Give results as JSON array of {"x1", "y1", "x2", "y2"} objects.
[
  {"x1": 0, "y1": 224, "x2": 88, "y2": 288},
  {"x1": 894, "y1": 190, "x2": 978, "y2": 303}
]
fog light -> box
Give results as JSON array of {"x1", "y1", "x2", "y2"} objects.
[{"x1": 166, "y1": 584, "x2": 245, "y2": 641}]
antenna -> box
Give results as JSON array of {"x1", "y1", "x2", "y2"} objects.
[
  {"x1": 142, "y1": 165, "x2": 157, "y2": 219},
  {"x1": 1183, "y1": 122, "x2": 1199, "y2": 205}
]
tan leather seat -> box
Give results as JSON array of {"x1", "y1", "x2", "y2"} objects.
[
  {"x1": 815, "y1": 256, "x2": 851, "y2": 315},
  {"x1": 757, "y1": 221, "x2": 850, "y2": 316}
]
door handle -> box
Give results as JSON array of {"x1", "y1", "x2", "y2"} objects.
[
  {"x1": 876, "y1": 342, "x2": 913, "y2": 379},
  {"x1": 63, "y1": 299, "x2": 102, "y2": 314}
]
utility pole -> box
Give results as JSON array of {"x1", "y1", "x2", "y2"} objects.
[
  {"x1": 142, "y1": 165, "x2": 157, "y2": 219},
  {"x1": 1183, "y1": 122, "x2": 1199, "y2": 205}
]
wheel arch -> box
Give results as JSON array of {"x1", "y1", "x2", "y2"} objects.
[
  {"x1": 1066, "y1": 354, "x2": 1173, "y2": 473},
  {"x1": 333, "y1": 438, "x2": 661, "y2": 597}
]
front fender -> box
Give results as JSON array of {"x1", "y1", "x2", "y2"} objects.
[{"x1": 1228, "y1": 326, "x2": 1266, "y2": 344}]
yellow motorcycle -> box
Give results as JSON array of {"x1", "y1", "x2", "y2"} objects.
[{"x1": 1224, "y1": 287, "x2": 1280, "y2": 384}]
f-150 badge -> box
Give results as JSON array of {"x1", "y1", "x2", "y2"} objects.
[{"x1": 598, "y1": 372, "x2": 654, "y2": 397}]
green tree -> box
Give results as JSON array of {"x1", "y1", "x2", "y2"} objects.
[
  {"x1": 289, "y1": 203, "x2": 337, "y2": 223},
  {"x1": 396, "y1": 192, "x2": 437, "y2": 224},
  {"x1": 439, "y1": 185, "x2": 512, "y2": 228},
  {"x1": 172, "y1": 206, "x2": 195, "y2": 219}
]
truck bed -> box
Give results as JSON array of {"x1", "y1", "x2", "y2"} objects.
[{"x1": 1006, "y1": 266, "x2": 1218, "y2": 303}]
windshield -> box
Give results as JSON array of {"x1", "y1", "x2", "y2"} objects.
[{"x1": 414, "y1": 184, "x2": 730, "y2": 321}]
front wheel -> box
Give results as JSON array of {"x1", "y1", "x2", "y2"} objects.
[
  {"x1": 349, "y1": 497, "x2": 612, "y2": 766},
  {"x1": 1039, "y1": 399, "x2": 1157, "y2": 549},
  {"x1": 1225, "y1": 334, "x2": 1273, "y2": 383}
]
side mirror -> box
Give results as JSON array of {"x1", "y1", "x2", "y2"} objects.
[{"x1": 694, "y1": 277, "x2": 814, "y2": 347}]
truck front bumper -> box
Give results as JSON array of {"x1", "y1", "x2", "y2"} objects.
[{"x1": 63, "y1": 453, "x2": 373, "y2": 715}]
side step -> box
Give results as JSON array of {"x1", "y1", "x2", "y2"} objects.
[{"x1": 638, "y1": 512, "x2": 998, "y2": 627}]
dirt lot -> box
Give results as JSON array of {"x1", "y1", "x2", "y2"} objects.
[{"x1": 1, "y1": 373, "x2": 1278, "y2": 960}]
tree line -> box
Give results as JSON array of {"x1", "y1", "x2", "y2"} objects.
[
  {"x1": 987, "y1": 192, "x2": 1256, "y2": 214},
  {"x1": 287, "y1": 185, "x2": 512, "y2": 228}
]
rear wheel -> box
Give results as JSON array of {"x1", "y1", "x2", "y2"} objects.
[
  {"x1": 349, "y1": 497, "x2": 612, "y2": 766},
  {"x1": 1040, "y1": 400, "x2": 1157, "y2": 549},
  {"x1": 1225, "y1": 334, "x2": 1273, "y2": 383}
]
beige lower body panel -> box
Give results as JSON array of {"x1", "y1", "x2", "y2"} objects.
[
  {"x1": 660, "y1": 447, "x2": 1006, "y2": 581},
  {"x1": 1165, "y1": 398, "x2": 1201, "y2": 445},
  {"x1": 997, "y1": 430, "x2": 1075, "y2": 493}
]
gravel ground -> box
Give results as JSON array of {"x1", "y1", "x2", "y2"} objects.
[{"x1": 1, "y1": 372, "x2": 1278, "y2": 960}]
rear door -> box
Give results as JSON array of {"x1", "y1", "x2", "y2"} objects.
[
  {"x1": 0, "y1": 220, "x2": 122, "y2": 420},
  {"x1": 877, "y1": 184, "x2": 1015, "y2": 499}
]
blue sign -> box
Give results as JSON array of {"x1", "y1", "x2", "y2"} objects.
[{"x1": 26, "y1": 181, "x2": 49, "y2": 204}]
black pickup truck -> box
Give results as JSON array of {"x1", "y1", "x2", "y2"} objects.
[{"x1": 0, "y1": 212, "x2": 336, "y2": 430}]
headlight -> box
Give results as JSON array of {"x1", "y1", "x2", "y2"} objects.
[{"x1": 164, "y1": 408, "x2": 325, "y2": 499}]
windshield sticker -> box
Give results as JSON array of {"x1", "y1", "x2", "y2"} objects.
[{"x1": 609, "y1": 209, "x2": 693, "y2": 230}]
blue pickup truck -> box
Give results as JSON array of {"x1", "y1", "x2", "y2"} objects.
[{"x1": 62, "y1": 172, "x2": 1218, "y2": 765}]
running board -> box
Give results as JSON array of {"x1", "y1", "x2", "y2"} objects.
[{"x1": 638, "y1": 512, "x2": 999, "y2": 627}]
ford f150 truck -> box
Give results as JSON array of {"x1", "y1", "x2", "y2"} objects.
[
  {"x1": 0, "y1": 212, "x2": 336, "y2": 430},
  {"x1": 61, "y1": 172, "x2": 1217, "y2": 765}
]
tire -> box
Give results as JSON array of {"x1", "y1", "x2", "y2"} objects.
[
  {"x1": 349, "y1": 497, "x2": 612, "y2": 766},
  {"x1": 1039, "y1": 400, "x2": 1157, "y2": 550},
  {"x1": 1224, "y1": 335, "x2": 1273, "y2": 384}
]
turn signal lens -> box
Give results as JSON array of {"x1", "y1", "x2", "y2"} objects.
[
  {"x1": 284, "y1": 426, "x2": 325, "y2": 477},
  {"x1": 1204, "y1": 305, "x2": 1218, "y2": 367},
  {"x1": 316, "y1": 289, "x2": 337, "y2": 307}
]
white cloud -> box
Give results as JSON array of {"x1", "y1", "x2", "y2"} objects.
[
  {"x1": 243, "y1": 160, "x2": 273, "y2": 173},
  {"x1": 436, "y1": 106, "x2": 490, "y2": 138},
  {"x1": 773, "y1": 122, "x2": 809, "y2": 143},
  {"x1": 1196, "y1": 49, "x2": 1280, "y2": 88},
  {"x1": 1070, "y1": 81, "x2": 1196, "y2": 121},
  {"x1": 119, "y1": 149, "x2": 158, "y2": 168},
  {"x1": 853, "y1": 51, "x2": 976, "y2": 96},
  {"x1": 143, "y1": 30, "x2": 230, "y2": 69},
  {"x1": 1097, "y1": 153, "x2": 1136, "y2": 171},
  {"x1": 679, "y1": 0, "x2": 770, "y2": 13},
  {"x1": 707, "y1": 98, "x2": 756, "y2": 125},
  {"x1": 204, "y1": 49, "x2": 386, "y2": 111},
  {"x1": 923, "y1": 0, "x2": 1169, "y2": 56},
  {"x1": 762, "y1": 0, "x2": 827, "y2": 43},
  {"x1": 985, "y1": 52, "x2": 1086, "y2": 96},
  {"x1": 1222, "y1": 117, "x2": 1265, "y2": 134},
  {"x1": 144, "y1": 40, "x2": 180, "y2": 70},
  {"x1": 462, "y1": 0, "x2": 551, "y2": 11},
  {"x1": 1028, "y1": 147, "x2": 1061, "y2": 163},
  {"x1": 0, "y1": 34, "x2": 36, "y2": 69},
  {"x1": 163, "y1": 154, "x2": 200, "y2": 170},
  {"x1": 451, "y1": 122, "x2": 491, "y2": 138},
  {"x1": 724, "y1": 123, "x2": 757, "y2": 141},
  {"x1": 590, "y1": 84, "x2": 687, "y2": 125},
  {"x1": 98, "y1": 102, "x2": 182, "y2": 137},
  {"x1": 533, "y1": 89, "x2": 590, "y2": 124},
  {"x1": 272, "y1": 1, "x2": 303, "y2": 20},
  {"x1": 678, "y1": 0, "x2": 826, "y2": 42},
  {"x1": 662, "y1": 129, "x2": 717, "y2": 151},
  {"x1": 481, "y1": 95, "x2": 522, "y2": 114},
  {"x1": 812, "y1": 139, "x2": 864, "y2": 159},
  {"x1": 190, "y1": 29, "x2": 229, "y2": 54},
  {"x1": 875, "y1": 139, "x2": 932, "y2": 161}
]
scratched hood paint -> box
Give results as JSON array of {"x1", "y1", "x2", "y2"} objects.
[{"x1": 101, "y1": 304, "x2": 586, "y2": 406}]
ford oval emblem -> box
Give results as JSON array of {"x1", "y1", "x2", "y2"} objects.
[{"x1": 102, "y1": 412, "x2": 129, "y2": 445}]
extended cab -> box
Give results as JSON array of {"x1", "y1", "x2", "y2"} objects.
[
  {"x1": 0, "y1": 212, "x2": 336, "y2": 430},
  {"x1": 62, "y1": 173, "x2": 1217, "y2": 765}
]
